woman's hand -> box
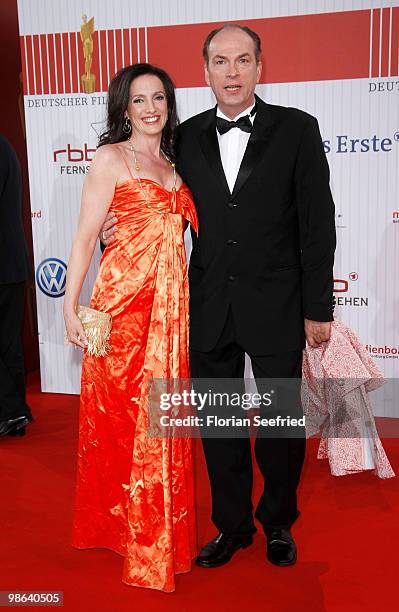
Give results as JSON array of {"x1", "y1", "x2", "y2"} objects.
[{"x1": 64, "y1": 307, "x2": 88, "y2": 350}]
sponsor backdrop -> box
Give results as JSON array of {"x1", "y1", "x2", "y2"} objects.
[{"x1": 17, "y1": 0, "x2": 399, "y2": 416}]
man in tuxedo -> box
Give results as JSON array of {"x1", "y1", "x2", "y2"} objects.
[
  {"x1": 178, "y1": 23, "x2": 335, "y2": 568},
  {"x1": 0, "y1": 134, "x2": 33, "y2": 437},
  {"x1": 100, "y1": 23, "x2": 336, "y2": 568}
]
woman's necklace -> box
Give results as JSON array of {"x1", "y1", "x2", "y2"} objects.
[{"x1": 127, "y1": 137, "x2": 177, "y2": 199}]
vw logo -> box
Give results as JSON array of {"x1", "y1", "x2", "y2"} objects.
[{"x1": 36, "y1": 258, "x2": 67, "y2": 297}]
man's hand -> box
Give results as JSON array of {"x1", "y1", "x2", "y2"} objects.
[
  {"x1": 304, "y1": 319, "x2": 331, "y2": 348},
  {"x1": 99, "y1": 212, "x2": 118, "y2": 246}
]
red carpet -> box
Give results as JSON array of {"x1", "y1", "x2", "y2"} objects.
[{"x1": 1, "y1": 374, "x2": 398, "y2": 611}]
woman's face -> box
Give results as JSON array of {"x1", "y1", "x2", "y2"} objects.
[{"x1": 126, "y1": 74, "x2": 168, "y2": 138}]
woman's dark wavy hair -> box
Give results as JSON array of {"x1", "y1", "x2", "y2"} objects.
[{"x1": 98, "y1": 63, "x2": 179, "y2": 161}]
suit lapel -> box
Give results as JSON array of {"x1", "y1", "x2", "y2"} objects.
[
  {"x1": 198, "y1": 107, "x2": 230, "y2": 196},
  {"x1": 231, "y1": 96, "x2": 276, "y2": 199},
  {"x1": 197, "y1": 97, "x2": 277, "y2": 199}
]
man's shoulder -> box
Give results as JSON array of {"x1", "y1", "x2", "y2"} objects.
[
  {"x1": 263, "y1": 101, "x2": 317, "y2": 127},
  {"x1": 0, "y1": 133, "x2": 18, "y2": 175},
  {"x1": 178, "y1": 108, "x2": 215, "y2": 133},
  {"x1": 0, "y1": 133, "x2": 13, "y2": 157}
]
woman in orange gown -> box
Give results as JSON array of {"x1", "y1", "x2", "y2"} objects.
[{"x1": 63, "y1": 64, "x2": 198, "y2": 592}]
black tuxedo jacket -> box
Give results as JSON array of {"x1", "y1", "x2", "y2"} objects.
[
  {"x1": 176, "y1": 95, "x2": 336, "y2": 355},
  {"x1": 0, "y1": 134, "x2": 30, "y2": 285}
]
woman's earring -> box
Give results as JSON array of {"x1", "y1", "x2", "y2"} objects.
[{"x1": 123, "y1": 116, "x2": 132, "y2": 135}]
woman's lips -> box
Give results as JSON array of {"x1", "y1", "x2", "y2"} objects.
[{"x1": 142, "y1": 116, "x2": 160, "y2": 124}]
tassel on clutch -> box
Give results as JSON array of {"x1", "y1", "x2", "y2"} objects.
[{"x1": 77, "y1": 304, "x2": 112, "y2": 357}]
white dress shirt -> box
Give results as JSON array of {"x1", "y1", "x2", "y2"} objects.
[{"x1": 216, "y1": 102, "x2": 256, "y2": 193}]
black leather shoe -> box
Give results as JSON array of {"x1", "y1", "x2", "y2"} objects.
[
  {"x1": 8, "y1": 426, "x2": 27, "y2": 437},
  {"x1": 0, "y1": 415, "x2": 32, "y2": 437},
  {"x1": 195, "y1": 532, "x2": 253, "y2": 568},
  {"x1": 266, "y1": 529, "x2": 297, "y2": 566}
]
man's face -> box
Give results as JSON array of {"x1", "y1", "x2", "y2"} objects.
[{"x1": 204, "y1": 28, "x2": 262, "y2": 119}]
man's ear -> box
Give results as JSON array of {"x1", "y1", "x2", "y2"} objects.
[
  {"x1": 256, "y1": 60, "x2": 263, "y2": 84},
  {"x1": 204, "y1": 62, "x2": 210, "y2": 86}
]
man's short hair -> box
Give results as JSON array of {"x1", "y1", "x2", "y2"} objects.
[{"x1": 202, "y1": 23, "x2": 262, "y2": 65}]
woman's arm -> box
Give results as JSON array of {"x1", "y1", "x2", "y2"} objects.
[{"x1": 63, "y1": 145, "x2": 118, "y2": 348}]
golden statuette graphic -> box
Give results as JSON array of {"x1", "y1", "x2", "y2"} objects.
[{"x1": 80, "y1": 14, "x2": 96, "y2": 93}]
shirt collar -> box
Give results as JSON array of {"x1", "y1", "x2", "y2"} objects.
[{"x1": 216, "y1": 101, "x2": 257, "y2": 124}]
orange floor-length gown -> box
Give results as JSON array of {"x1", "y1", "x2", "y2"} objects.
[{"x1": 72, "y1": 155, "x2": 198, "y2": 592}]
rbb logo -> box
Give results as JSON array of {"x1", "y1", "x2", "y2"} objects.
[
  {"x1": 53, "y1": 144, "x2": 95, "y2": 163},
  {"x1": 36, "y1": 258, "x2": 67, "y2": 297}
]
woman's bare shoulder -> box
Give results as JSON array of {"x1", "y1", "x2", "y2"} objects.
[{"x1": 93, "y1": 143, "x2": 124, "y2": 164}]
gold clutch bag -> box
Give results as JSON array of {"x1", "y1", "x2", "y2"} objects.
[{"x1": 77, "y1": 304, "x2": 112, "y2": 357}]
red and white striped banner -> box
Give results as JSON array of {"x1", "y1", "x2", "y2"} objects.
[{"x1": 20, "y1": 8, "x2": 399, "y2": 96}]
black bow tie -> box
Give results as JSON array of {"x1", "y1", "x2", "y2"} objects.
[{"x1": 216, "y1": 114, "x2": 253, "y2": 135}]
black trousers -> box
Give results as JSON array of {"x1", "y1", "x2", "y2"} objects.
[
  {"x1": 0, "y1": 282, "x2": 31, "y2": 421},
  {"x1": 190, "y1": 308, "x2": 306, "y2": 534}
]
